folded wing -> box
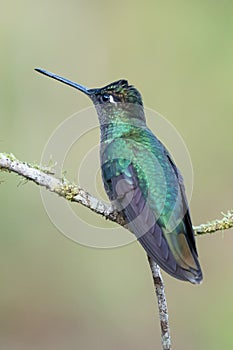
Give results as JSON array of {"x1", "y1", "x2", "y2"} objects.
[{"x1": 102, "y1": 159, "x2": 202, "y2": 284}]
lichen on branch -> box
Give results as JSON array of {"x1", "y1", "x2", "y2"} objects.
[{"x1": 1, "y1": 152, "x2": 232, "y2": 236}]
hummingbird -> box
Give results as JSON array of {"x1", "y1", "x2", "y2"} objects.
[{"x1": 35, "y1": 68, "x2": 203, "y2": 284}]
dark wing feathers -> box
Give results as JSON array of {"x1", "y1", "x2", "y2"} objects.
[
  {"x1": 104, "y1": 161, "x2": 202, "y2": 283},
  {"x1": 166, "y1": 154, "x2": 198, "y2": 255}
]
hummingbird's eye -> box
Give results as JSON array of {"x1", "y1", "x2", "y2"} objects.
[{"x1": 101, "y1": 94, "x2": 110, "y2": 103}]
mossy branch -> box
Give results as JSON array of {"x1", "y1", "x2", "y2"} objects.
[
  {"x1": 193, "y1": 210, "x2": 233, "y2": 234},
  {"x1": 1, "y1": 153, "x2": 232, "y2": 235},
  {"x1": 1, "y1": 152, "x2": 232, "y2": 350}
]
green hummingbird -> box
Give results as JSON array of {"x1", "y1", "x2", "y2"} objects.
[{"x1": 35, "y1": 68, "x2": 203, "y2": 284}]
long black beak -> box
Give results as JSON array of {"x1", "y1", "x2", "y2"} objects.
[{"x1": 35, "y1": 68, "x2": 91, "y2": 95}]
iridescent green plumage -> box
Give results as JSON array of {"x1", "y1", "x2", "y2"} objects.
[{"x1": 35, "y1": 68, "x2": 203, "y2": 284}]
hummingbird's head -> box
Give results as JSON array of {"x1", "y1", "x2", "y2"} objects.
[
  {"x1": 88, "y1": 79, "x2": 145, "y2": 126},
  {"x1": 35, "y1": 69, "x2": 145, "y2": 125},
  {"x1": 88, "y1": 79, "x2": 143, "y2": 106}
]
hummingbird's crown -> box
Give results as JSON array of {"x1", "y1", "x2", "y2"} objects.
[
  {"x1": 90, "y1": 79, "x2": 143, "y2": 106},
  {"x1": 101, "y1": 79, "x2": 128, "y2": 92}
]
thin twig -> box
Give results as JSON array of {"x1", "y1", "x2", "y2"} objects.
[
  {"x1": 148, "y1": 257, "x2": 171, "y2": 350},
  {"x1": 193, "y1": 210, "x2": 233, "y2": 234}
]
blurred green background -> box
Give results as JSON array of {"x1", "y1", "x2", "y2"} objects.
[{"x1": 0, "y1": 1, "x2": 233, "y2": 349}]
